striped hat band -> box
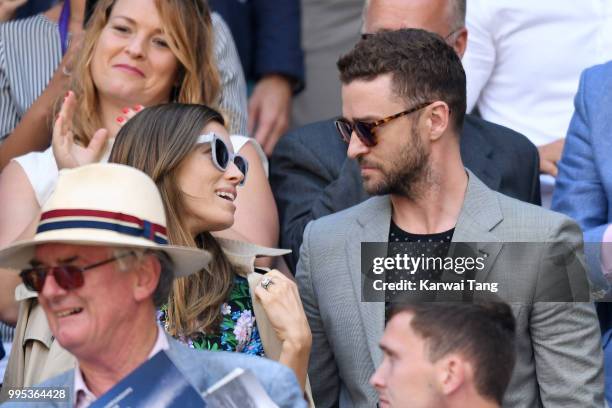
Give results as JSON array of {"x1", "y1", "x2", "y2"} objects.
[{"x1": 38, "y1": 209, "x2": 168, "y2": 245}]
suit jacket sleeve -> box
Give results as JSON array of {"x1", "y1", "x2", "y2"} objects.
[
  {"x1": 296, "y1": 222, "x2": 341, "y2": 407},
  {"x1": 552, "y1": 67, "x2": 611, "y2": 293},
  {"x1": 527, "y1": 141, "x2": 541, "y2": 206},
  {"x1": 530, "y1": 218, "x2": 604, "y2": 407},
  {"x1": 270, "y1": 132, "x2": 367, "y2": 272},
  {"x1": 264, "y1": 363, "x2": 308, "y2": 408},
  {"x1": 253, "y1": 0, "x2": 304, "y2": 90}
]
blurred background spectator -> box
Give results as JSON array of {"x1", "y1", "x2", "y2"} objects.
[
  {"x1": 463, "y1": 0, "x2": 612, "y2": 207},
  {"x1": 551, "y1": 60, "x2": 612, "y2": 405},
  {"x1": 291, "y1": 0, "x2": 363, "y2": 130},
  {"x1": 0, "y1": 0, "x2": 54, "y2": 22},
  {"x1": 209, "y1": 0, "x2": 304, "y2": 156}
]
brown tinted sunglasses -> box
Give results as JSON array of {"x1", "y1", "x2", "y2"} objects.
[
  {"x1": 334, "y1": 102, "x2": 432, "y2": 147},
  {"x1": 20, "y1": 252, "x2": 135, "y2": 292}
]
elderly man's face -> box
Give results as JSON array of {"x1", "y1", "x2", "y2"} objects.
[{"x1": 36, "y1": 244, "x2": 139, "y2": 357}]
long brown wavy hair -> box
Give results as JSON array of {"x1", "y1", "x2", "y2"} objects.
[
  {"x1": 69, "y1": 0, "x2": 221, "y2": 145},
  {"x1": 109, "y1": 103, "x2": 236, "y2": 337}
]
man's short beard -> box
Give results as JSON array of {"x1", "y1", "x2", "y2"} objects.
[{"x1": 363, "y1": 124, "x2": 431, "y2": 199}]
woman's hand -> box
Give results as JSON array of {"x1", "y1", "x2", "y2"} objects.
[
  {"x1": 115, "y1": 105, "x2": 144, "y2": 126},
  {"x1": 254, "y1": 269, "x2": 311, "y2": 390},
  {"x1": 254, "y1": 269, "x2": 312, "y2": 348},
  {"x1": 52, "y1": 91, "x2": 109, "y2": 169}
]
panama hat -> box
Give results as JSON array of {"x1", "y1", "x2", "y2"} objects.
[{"x1": 0, "y1": 163, "x2": 211, "y2": 277}]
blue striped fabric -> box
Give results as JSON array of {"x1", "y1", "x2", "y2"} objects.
[
  {"x1": 0, "y1": 322, "x2": 13, "y2": 344},
  {"x1": 0, "y1": 14, "x2": 60, "y2": 141},
  {"x1": 37, "y1": 219, "x2": 169, "y2": 244}
]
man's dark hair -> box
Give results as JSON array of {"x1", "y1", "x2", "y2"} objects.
[
  {"x1": 337, "y1": 28, "x2": 466, "y2": 132},
  {"x1": 389, "y1": 301, "x2": 516, "y2": 405}
]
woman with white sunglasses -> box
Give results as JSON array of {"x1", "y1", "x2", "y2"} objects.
[{"x1": 109, "y1": 103, "x2": 312, "y2": 396}]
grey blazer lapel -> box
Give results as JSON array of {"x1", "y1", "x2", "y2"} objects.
[
  {"x1": 346, "y1": 196, "x2": 391, "y2": 367},
  {"x1": 344, "y1": 174, "x2": 503, "y2": 363},
  {"x1": 453, "y1": 170, "x2": 503, "y2": 285}
]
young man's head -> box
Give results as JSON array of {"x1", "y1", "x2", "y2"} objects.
[
  {"x1": 336, "y1": 29, "x2": 466, "y2": 199},
  {"x1": 362, "y1": 0, "x2": 468, "y2": 58},
  {"x1": 371, "y1": 302, "x2": 516, "y2": 408}
]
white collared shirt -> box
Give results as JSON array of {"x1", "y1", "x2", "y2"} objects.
[
  {"x1": 73, "y1": 326, "x2": 169, "y2": 408},
  {"x1": 463, "y1": 0, "x2": 612, "y2": 147}
]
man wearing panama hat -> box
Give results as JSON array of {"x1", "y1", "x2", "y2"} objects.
[{"x1": 0, "y1": 163, "x2": 305, "y2": 407}]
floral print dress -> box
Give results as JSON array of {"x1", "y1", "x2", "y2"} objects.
[{"x1": 157, "y1": 275, "x2": 265, "y2": 356}]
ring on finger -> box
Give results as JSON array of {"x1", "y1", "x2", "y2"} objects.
[{"x1": 261, "y1": 277, "x2": 274, "y2": 290}]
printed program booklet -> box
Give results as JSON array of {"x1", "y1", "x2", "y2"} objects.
[
  {"x1": 90, "y1": 351, "x2": 206, "y2": 408},
  {"x1": 203, "y1": 368, "x2": 279, "y2": 408},
  {"x1": 90, "y1": 350, "x2": 278, "y2": 408}
]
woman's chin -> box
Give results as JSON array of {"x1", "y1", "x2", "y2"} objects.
[
  {"x1": 98, "y1": 85, "x2": 160, "y2": 107},
  {"x1": 217, "y1": 217, "x2": 236, "y2": 232},
  {"x1": 201, "y1": 216, "x2": 235, "y2": 234}
]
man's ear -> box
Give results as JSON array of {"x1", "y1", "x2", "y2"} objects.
[
  {"x1": 133, "y1": 253, "x2": 161, "y2": 302},
  {"x1": 428, "y1": 101, "x2": 451, "y2": 142},
  {"x1": 437, "y1": 354, "x2": 466, "y2": 396},
  {"x1": 453, "y1": 28, "x2": 468, "y2": 59}
]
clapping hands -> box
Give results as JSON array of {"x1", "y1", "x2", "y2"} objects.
[
  {"x1": 116, "y1": 105, "x2": 144, "y2": 125},
  {"x1": 52, "y1": 91, "x2": 109, "y2": 170}
]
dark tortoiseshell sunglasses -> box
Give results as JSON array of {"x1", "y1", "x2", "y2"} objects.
[{"x1": 334, "y1": 101, "x2": 433, "y2": 147}]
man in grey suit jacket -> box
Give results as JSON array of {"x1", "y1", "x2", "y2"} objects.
[
  {"x1": 296, "y1": 29, "x2": 603, "y2": 407},
  {"x1": 0, "y1": 163, "x2": 304, "y2": 408},
  {"x1": 271, "y1": 0, "x2": 540, "y2": 273}
]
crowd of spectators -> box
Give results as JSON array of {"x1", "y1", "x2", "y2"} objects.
[{"x1": 0, "y1": 0, "x2": 610, "y2": 407}]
